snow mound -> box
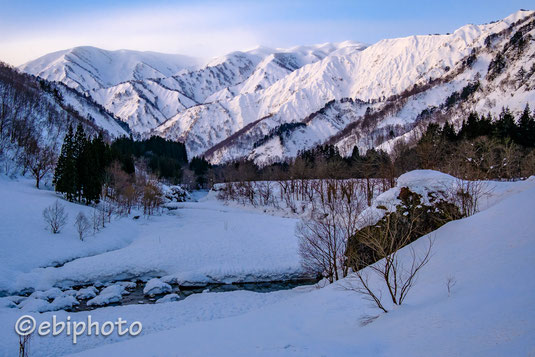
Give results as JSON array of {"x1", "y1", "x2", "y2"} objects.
[
  {"x1": 87, "y1": 285, "x2": 127, "y2": 306},
  {"x1": 75, "y1": 286, "x2": 98, "y2": 299},
  {"x1": 49, "y1": 295, "x2": 79, "y2": 310},
  {"x1": 143, "y1": 279, "x2": 172, "y2": 296},
  {"x1": 115, "y1": 281, "x2": 137, "y2": 290}
]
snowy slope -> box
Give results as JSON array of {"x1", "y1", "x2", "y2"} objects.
[
  {"x1": 62, "y1": 173, "x2": 535, "y2": 356},
  {"x1": 0, "y1": 177, "x2": 302, "y2": 295},
  {"x1": 0, "y1": 62, "x2": 128, "y2": 162},
  {"x1": 1, "y1": 171, "x2": 533, "y2": 356},
  {"x1": 20, "y1": 46, "x2": 200, "y2": 92}
]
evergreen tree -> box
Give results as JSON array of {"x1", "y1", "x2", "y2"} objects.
[
  {"x1": 517, "y1": 104, "x2": 535, "y2": 147},
  {"x1": 53, "y1": 124, "x2": 77, "y2": 201},
  {"x1": 442, "y1": 121, "x2": 457, "y2": 141},
  {"x1": 494, "y1": 107, "x2": 518, "y2": 141},
  {"x1": 459, "y1": 112, "x2": 480, "y2": 140}
]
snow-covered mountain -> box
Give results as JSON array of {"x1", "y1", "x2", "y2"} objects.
[
  {"x1": 20, "y1": 46, "x2": 200, "y2": 93},
  {"x1": 19, "y1": 11, "x2": 535, "y2": 164},
  {"x1": 0, "y1": 61, "x2": 129, "y2": 160}
]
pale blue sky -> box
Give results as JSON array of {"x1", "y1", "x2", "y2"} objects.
[{"x1": 0, "y1": 0, "x2": 532, "y2": 65}]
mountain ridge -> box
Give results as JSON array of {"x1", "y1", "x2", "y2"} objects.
[{"x1": 18, "y1": 10, "x2": 535, "y2": 164}]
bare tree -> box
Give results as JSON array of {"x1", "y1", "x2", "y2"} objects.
[
  {"x1": 21, "y1": 142, "x2": 56, "y2": 189},
  {"x1": 74, "y1": 212, "x2": 91, "y2": 241},
  {"x1": 43, "y1": 200, "x2": 68, "y2": 234},
  {"x1": 90, "y1": 207, "x2": 100, "y2": 234},
  {"x1": 346, "y1": 208, "x2": 434, "y2": 312},
  {"x1": 297, "y1": 182, "x2": 366, "y2": 282}
]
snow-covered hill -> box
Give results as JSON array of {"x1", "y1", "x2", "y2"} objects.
[
  {"x1": 19, "y1": 11, "x2": 535, "y2": 164},
  {"x1": 20, "y1": 46, "x2": 200, "y2": 93},
  {"x1": 1, "y1": 171, "x2": 533, "y2": 356}
]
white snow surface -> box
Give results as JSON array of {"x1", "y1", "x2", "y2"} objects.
[
  {"x1": 0, "y1": 175, "x2": 301, "y2": 294},
  {"x1": 0, "y1": 170, "x2": 534, "y2": 355}
]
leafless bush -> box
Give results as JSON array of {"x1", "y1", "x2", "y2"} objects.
[
  {"x1": 297, "y1": 210, "x2": 345, "y2": 283},
  {"x1": 449, "y1": 178, "x2": 493, "y2": 217},
  {"x1": 74, "y1": 212, "x2": 91, "y2": 241},
  {"x1": 346, "y1": 209, "x2": 434, "y2": 313},
  {"x1": 43, "y1": 200, "x2": 68, "y2": 234}
]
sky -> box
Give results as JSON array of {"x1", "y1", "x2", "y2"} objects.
[{"x1": 0, "y1": 0, "x2": 533, "y2": 66}]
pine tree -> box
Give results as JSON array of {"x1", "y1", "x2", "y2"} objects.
[
  {"x1": 459, "y1": 112, "x2": 480, "y2": 140},
  {"x1": 494, "y1": 107, "x2": 517, "y2": 141},
  {"x1": 53, "y1": 124, "x2": 77, "y2": 201},
  {"x1": 517, "y1": 104, "x2": 535, "y2": 147}
]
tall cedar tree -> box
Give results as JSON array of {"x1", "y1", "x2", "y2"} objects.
[{"x1": 53, "y1": 124, "x2": 77, "y2": 201}]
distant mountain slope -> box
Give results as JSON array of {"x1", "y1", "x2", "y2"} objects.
[
  {"x1": 157, "y1": 10, "x2": 535, "y2": 163},
  {"x1": 19, "y1": 11, "x2": 535, "y2": 164},
  {"x1": 0, "y1": 61, "x2": 129, "y2": 169},
  {"x1": 19, "y1": 46, "x2": 200, "y2": 92}
]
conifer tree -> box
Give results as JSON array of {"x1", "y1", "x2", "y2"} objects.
[
  {"x1": 53, "y1": 124, "x2": 77, "y2": 201},
  {"x1": 494, "y1": 108, "x2": 517, "y2": 141},
  {"x1": 518, "y1": 104, "x2": 535, "y2": 147}
]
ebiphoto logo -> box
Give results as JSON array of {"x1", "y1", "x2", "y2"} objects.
[{"x1": 15, "y1": 315, "x2": 142, "y2": 344}]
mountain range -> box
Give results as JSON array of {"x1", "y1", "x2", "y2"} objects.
[{"x1": 19, "y1": 10, "x2": 535, "y2": 164}]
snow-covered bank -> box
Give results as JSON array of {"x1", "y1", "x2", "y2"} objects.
[
  {"x1": 66, "y1": 173, "x2": 534, "y2": 356},
  {"x1": 1, "y1": 171, "x2": 534, "y2": 356},
  {"x1": 0, "y1": 288, "x2": 307, "y2": 356},
  {"x1": 0, "y1": 176, "x2": 302, "y2": 294}
]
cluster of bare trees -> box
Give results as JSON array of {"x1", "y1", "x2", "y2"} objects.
[
  {"x1": 446, "y1": 178, "x2": 492, "y2": 217},
  {"x1": 297, "y1": 180, "x2": 367, "y2": 282},
  {"x1": 102, "y1": 161, "x2": 164, "y2": 218},
  {"x1": 42, "y1": 161, "x2": 165, "y2": 240},
  {"x1": 216, "y1": 178, "x2": 389, "y2": 215}
]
